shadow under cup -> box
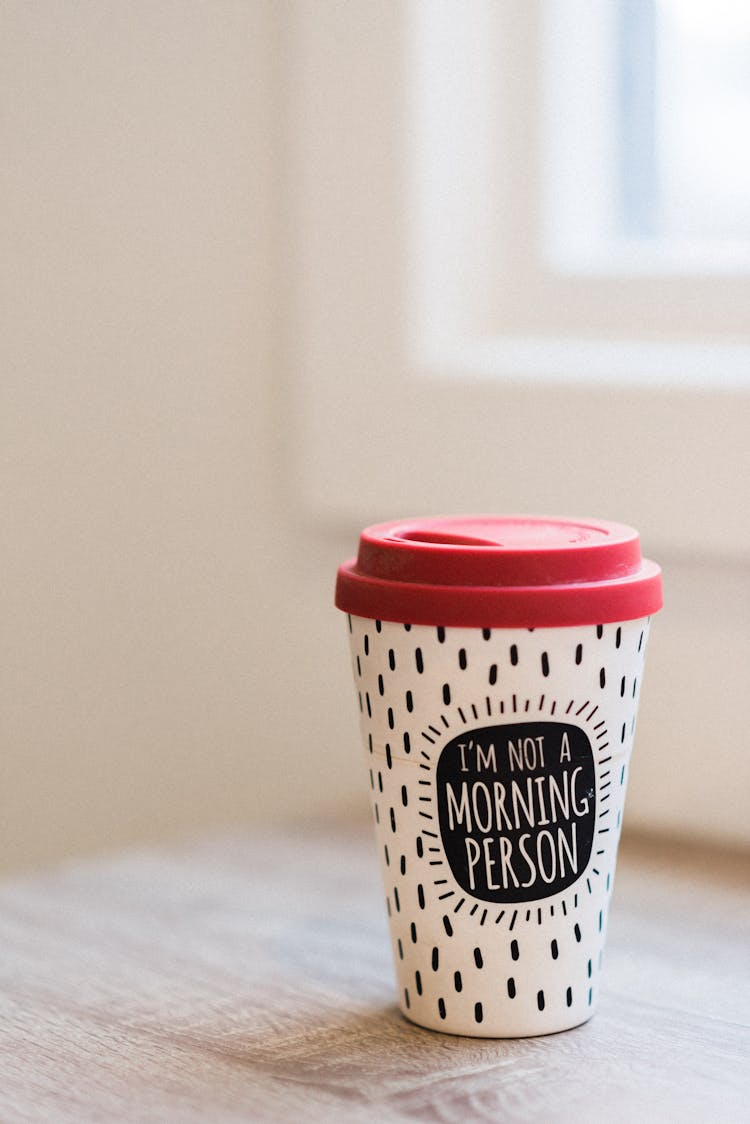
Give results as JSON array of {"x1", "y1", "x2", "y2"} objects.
[{"x1": 336, "y1": 516, "x2": 662, "y2": 1038}]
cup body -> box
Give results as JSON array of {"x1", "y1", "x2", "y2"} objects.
[{"x1": 345, "y1": 613, "x2": 652, "y2": 1037}]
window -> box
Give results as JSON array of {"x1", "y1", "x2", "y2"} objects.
[
  {"x1": 410, "y1": 0, "x2": 750, "y2": 383},
  {"x1": 545, "y1": 0, "x2": 750, "y2": 274}
]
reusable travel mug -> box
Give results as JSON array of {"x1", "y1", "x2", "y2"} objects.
[{"x1": 335, "y1": 516, "x2": 662, "y2": 1037}]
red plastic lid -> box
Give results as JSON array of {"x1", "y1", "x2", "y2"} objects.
[{"x1": 335, "y1": 515, "x2": 662, "y2": 628}]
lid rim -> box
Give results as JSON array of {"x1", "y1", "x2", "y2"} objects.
[{"x1": 336, "y1": 557, "x2": 663, "y2": 628}]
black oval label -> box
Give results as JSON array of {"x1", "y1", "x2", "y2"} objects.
[{"x1": 436, "y1": 722, "x2": 596, "y2": 903}]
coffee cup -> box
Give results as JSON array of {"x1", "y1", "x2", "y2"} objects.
[{"x1": 336, "y1": 515, "x2": 662, "y2": 1037}]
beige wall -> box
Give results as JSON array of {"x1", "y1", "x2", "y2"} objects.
[
  {"x1": 1, "y1": 3, "x2": 747, "y2": 873},
  {"x1": 0, "y1": 1, "x2": 359, "y2": 872}
]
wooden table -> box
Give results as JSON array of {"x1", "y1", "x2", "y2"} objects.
[{"x1": 0, "y1": 825, "x2": 747, "y2": 1122}]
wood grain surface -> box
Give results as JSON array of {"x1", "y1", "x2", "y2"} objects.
[{"x1": 0, "y1": 825, "x2": 747, "y2": 1123}]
